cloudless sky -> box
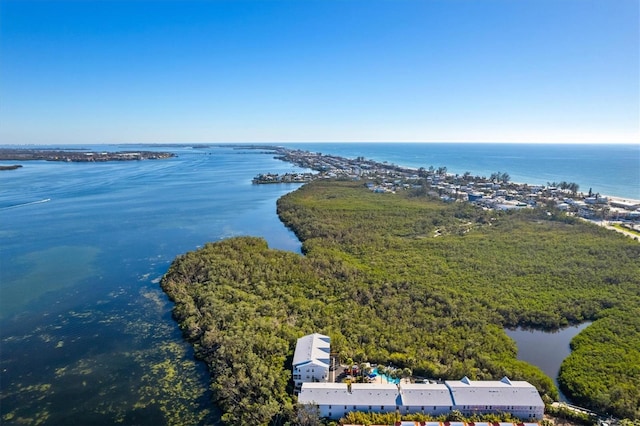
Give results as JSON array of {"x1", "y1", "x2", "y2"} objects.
[{"x1": 1, "y1": 0, "x2": 638, "y2": 144}]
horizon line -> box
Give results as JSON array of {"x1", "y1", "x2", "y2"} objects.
[{"x1": 3, "y1": 140, "x2": 639, "y2": 146}]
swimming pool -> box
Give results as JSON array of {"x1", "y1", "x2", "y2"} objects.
[{"x1": 371, "y1": 367, "x2": 400, "y2": 384}]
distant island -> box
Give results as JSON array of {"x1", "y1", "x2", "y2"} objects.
[{"x1": 0, "y1": 148, "x2": 175, "y2": 162}]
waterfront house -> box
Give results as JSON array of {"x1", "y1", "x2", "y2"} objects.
[
  {"x1": 610, "y1": 199, "x2": 640, "y2": 210},
  {"x1": 292, "y1": 333, "x2": 331, "y2": 394},
  {"x1": 585, "y1": 196, "x2": 609, "y2": 205}
]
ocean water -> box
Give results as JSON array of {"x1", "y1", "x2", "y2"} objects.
[{"x1": 0, "y1": 143, "x2": 637, "y2": 424}]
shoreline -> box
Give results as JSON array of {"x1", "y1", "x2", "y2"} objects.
[
  {"x1": 604, "y1": 194, "x2": 640, "y2": 205},
  {"x1": 249, "y1": 146, "x2": 640, "y2": 225},
  {"x1": 267, "y1": 142, "x2": 640, "y2": 201},
  {"x1": 2, "y1": 143, "x2": 637, "y2": 201}
]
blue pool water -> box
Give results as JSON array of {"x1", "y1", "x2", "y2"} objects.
[{"x1": 372, "y1": 367, "x2": 400, "y2": 384}]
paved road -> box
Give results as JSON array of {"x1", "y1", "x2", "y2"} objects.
[{"x1": 582, "y1": 219, "x2": 640, "y2": 241}]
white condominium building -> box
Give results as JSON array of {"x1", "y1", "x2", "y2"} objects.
[
  {"x1": 298, "y1": 376, "x2": 545, "y2": 420},
  {"x1": 292, "y1": 333, "x2": 331, "y2": 394}
]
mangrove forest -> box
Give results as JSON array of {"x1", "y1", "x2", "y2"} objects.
[{"x1": 161, "y1": 179, "x2": 640, "y2": 424}]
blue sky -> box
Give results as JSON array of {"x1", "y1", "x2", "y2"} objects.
[{"x1": 1, "y1": 0, "x2": 638, "y2": 144}]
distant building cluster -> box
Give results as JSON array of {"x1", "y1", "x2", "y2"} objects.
[
  {"x1": 252, "y1": 172, "x2": 315, "y2": 184},
  {"x1": 293, "y1": 334, "x2": 545, "y2": 421},
  {"x1": 0, "y1": 148, "x2": 175, "y2": 162},
  {"x1": 557, "y1": 194, "x2": 640, "y2": 221},
  {"x1": 255, "y1": 147, "x2": 640, "y2": 230}
]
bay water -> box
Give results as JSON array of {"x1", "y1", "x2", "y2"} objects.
[
  {"x1": 0, "y1": 143, "x2": 637, "y2": 424},
  {"x1": 0, "y1": 145, "x2": 305, "y2": 425}
]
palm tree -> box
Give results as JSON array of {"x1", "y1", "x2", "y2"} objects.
[
  {"x1": 401, "y1": 367, "x2": 412, "y2": 382},
  {"x1": 377, "y1": 366, "x2": 387, "y2": 383},
  {"x1": 389, "y1": 368, "x2": 399, "y2": 382},
  {"x1": 359, "y1": 363, "x2": 368, "y2": 382},
  {"x1": 346, "y1": 357, "x2": 354, "y2": 376},
  {"x1": 568, "y1": 182, "x2": 579, "y2": 195}
]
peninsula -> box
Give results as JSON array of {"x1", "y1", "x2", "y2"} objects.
[{"x1": 253, "y1": 146, "x2": 640, "y2": 238}]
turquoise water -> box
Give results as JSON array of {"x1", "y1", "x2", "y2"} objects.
[
  {"x1": 371, "y1": 367, "x2": 400, "y2": 384},
  {"x1": 0, "y1": 143, "x2": 636, "y2": 424}
]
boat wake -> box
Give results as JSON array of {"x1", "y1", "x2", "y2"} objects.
[{"x1": 0, "y1": 198, "x2": 51, "y2": 210}]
